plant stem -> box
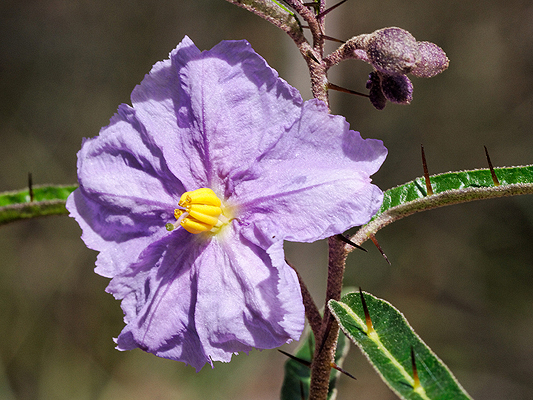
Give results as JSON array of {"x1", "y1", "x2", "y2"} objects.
[
  {"x1": 288, "y1": 261, "x2": 323, "y2": 339},
  {"x1": 291, "y1": 4, "x2": 351, "y2": 399},
  {"x1": 308, "y1": 236, "x2": 347, "y2": 400}
]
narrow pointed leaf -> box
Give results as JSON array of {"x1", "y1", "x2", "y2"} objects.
[
  {"x1": 224, "y1": 0, "x2": 303, "y2": 39},
  {"x1": 281, "y1": 327, "x2": 349, "y2": 400},
  {"x1": 350, "y1": 165, "x2": 533, "y2": 246},
  {"x1": 375, "y1": 165, "x2": 533, "y2": 220},
  {"x1": 329, "y1": 292, "x2": 473, "y2": 400},
  {"x1": 0, "y1": 184, "x2": 77, "y2": 225}
]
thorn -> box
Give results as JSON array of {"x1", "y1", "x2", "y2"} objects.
[
  {"x1": 28, "y1": 172, "x2": 34, "y2": 202},
  {"x1": 322, "y1": 35, "x2": 345, "y2": 44},
  {"x1": 484, "y1": 146, "x2": 500, "y2": 186},
  {"x1": 301, "y1": 26, "x2": 344, "y2": 43},
  {"x1": 369, "y1": 234, "x2": 391, "y2": 265},
  {"x1": 411, "y1": 347, "x2": 421, "y2": 390},
  {"x1": 336, "y1": 234, "x2": 367, "y2": 252},
  {"x1": 278, "y1": 349, "x2": 311, "y2": 367},
  {"x1": 330, "y1": 362, "x2": 357, "y2": 380},
  {"x1": 359, "y1": 287, "x2": 375, "y2": 335},
  {"x1": 299, "y1": 381, "x2": 305, "y2": 400},
  {"x1": 306, "y1": 49, "x2": 320, "y2": 64},
  {"x1": 421, "y1": 144, "x2": 433, "y2": 196},
  {"x1": 317, "y1": 0, "x2": 349, "y2": 18},
  {"x1": 328, "y1": 82, "x2": 370, "y2": 98}
]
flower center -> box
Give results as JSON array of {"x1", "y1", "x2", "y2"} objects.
[{"x1": 165, "y1": 188, "x2": 228, "y2": 234}]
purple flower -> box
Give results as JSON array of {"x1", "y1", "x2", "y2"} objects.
[{"x1": 66, "y1": 36, "x2": 387, "y2": 371}]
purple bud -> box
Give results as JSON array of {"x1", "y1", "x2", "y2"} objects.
[
  {"x1": 380, "y1": 73, "x2": 413, "y2": 104},
  {"x1": 366, "y1": 71, "x2": 387, "y2": 110},
  {"x1": 411, "y1": 41, "x2": 450, "y2": 78},
  {"x1": 365, "y1": 27, "x2": 419, "y2": 75}
]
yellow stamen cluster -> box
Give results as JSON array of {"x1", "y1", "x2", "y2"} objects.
[{"x1": 166, "y1": 188, "x2": 224, "y2": 234}]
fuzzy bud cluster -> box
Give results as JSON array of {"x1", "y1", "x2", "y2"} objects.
[{"x1": 361, "y1": 27, "x2": 449, "y2": 109}]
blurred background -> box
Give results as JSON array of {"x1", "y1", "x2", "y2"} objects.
[{"x1": 1, "y1": 0, "x2": 532, "y2": 399}]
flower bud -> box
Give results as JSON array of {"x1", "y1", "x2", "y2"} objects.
[
  {"x1": 366, "y1": 72, "x2": 387, "y2": 110},
  {"x1": 380, "y1": 73, "x2": 413, "y2": 104},
  {"x1": 411, "y1": 41, "x2": 450, "y2": 78},
  {"x1": 365, "y1": 27, "x2": 419, "y2": 75},
  {"x1": 366, "y1": 71, "x2": 413, "y2": 109}
]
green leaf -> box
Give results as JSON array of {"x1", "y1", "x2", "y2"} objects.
[
  {"x1": 375, "y1": 165, "x2": 533, "y2": 220},
  {"x1": 270, "y1": 0, "x2": 296, "y2": 15},
  {"x1": 224, "y1": 0, "x2": 303, "y2": 38},
  {"x1": 280, "y1": 327, "x2": 349, "y2": 400},
  {"x1": 350, "y1": 165, "x2": 533, "y2": 247},
  {"x1": 0, "y1": 184, "x2": 77, "y2": 225},
  {"x1": 329, "y1": 292, "x2": 473, "y2": 400}
]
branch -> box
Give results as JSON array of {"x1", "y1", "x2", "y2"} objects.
[
  {"x1": 224, "y1": 0, "x2": 307, "y2": 45},
  {"x1": 283, "y1": 0, "x2": 323, "y2": 49},
  {"x1": 287, "y1": 260, "x2": 323, "y2": 339},
  {"x1": 0, "y1": 184, "x2": 77, "y2": 225},
  {"x1": 348, "y1": 166, "x2": 533, "y2": 251}
]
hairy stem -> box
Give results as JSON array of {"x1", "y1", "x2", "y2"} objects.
[
  {"x1": 323, "y1": 33, "x2": 369, "y2": 68},
  {"x1": 308, "y1": 236, "x2": 347, "y2": 400},
  {"x1": 284, "y1": 0, "x2": 323, "y2": 47},
  {"x1": 288, "y1": 260, "x2": 323, "y2": 339}
]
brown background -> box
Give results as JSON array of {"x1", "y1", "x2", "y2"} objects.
[{"x1": 1, "y1": 0, "x2": 532, "y2": 399}]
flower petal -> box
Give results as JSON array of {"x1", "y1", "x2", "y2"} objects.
[
  {"x1": 67, "y1": 189, "x2": 170, "y2": 278},
  {"x1": 367, "y1": 71, "x2": 388, "y2": 110},
  {"x1": 127, "y1": 37, "x2": 203, "y2": 190},
  {"x1": 67, "y1": 104, "x2": 183, "y2": 276},
  {"x1": 69, "y1": 36, "x2": 387, "y2": 370},
  {"x1": 194, "y1": 230, "x2": 304, "y2": 361},
  {"x1": 131, "y1": 37, "x2": 304, "y2": 193},
  {"x1": 111, "y1": 225, "x2": 304, "y2": 371},
  {"x1": 110, "y1": 230, "x2": 212, "y2": 370},
  {"x1": 77, "y1": 104, "x2": 183, "y2": 209},
  {"x1": 231, "y1": 99, "x2": 387, "y2": 244}
]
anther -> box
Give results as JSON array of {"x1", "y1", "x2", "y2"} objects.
[{"x1": 168, "y1": 188, "x2": 225, "y2": 234}]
